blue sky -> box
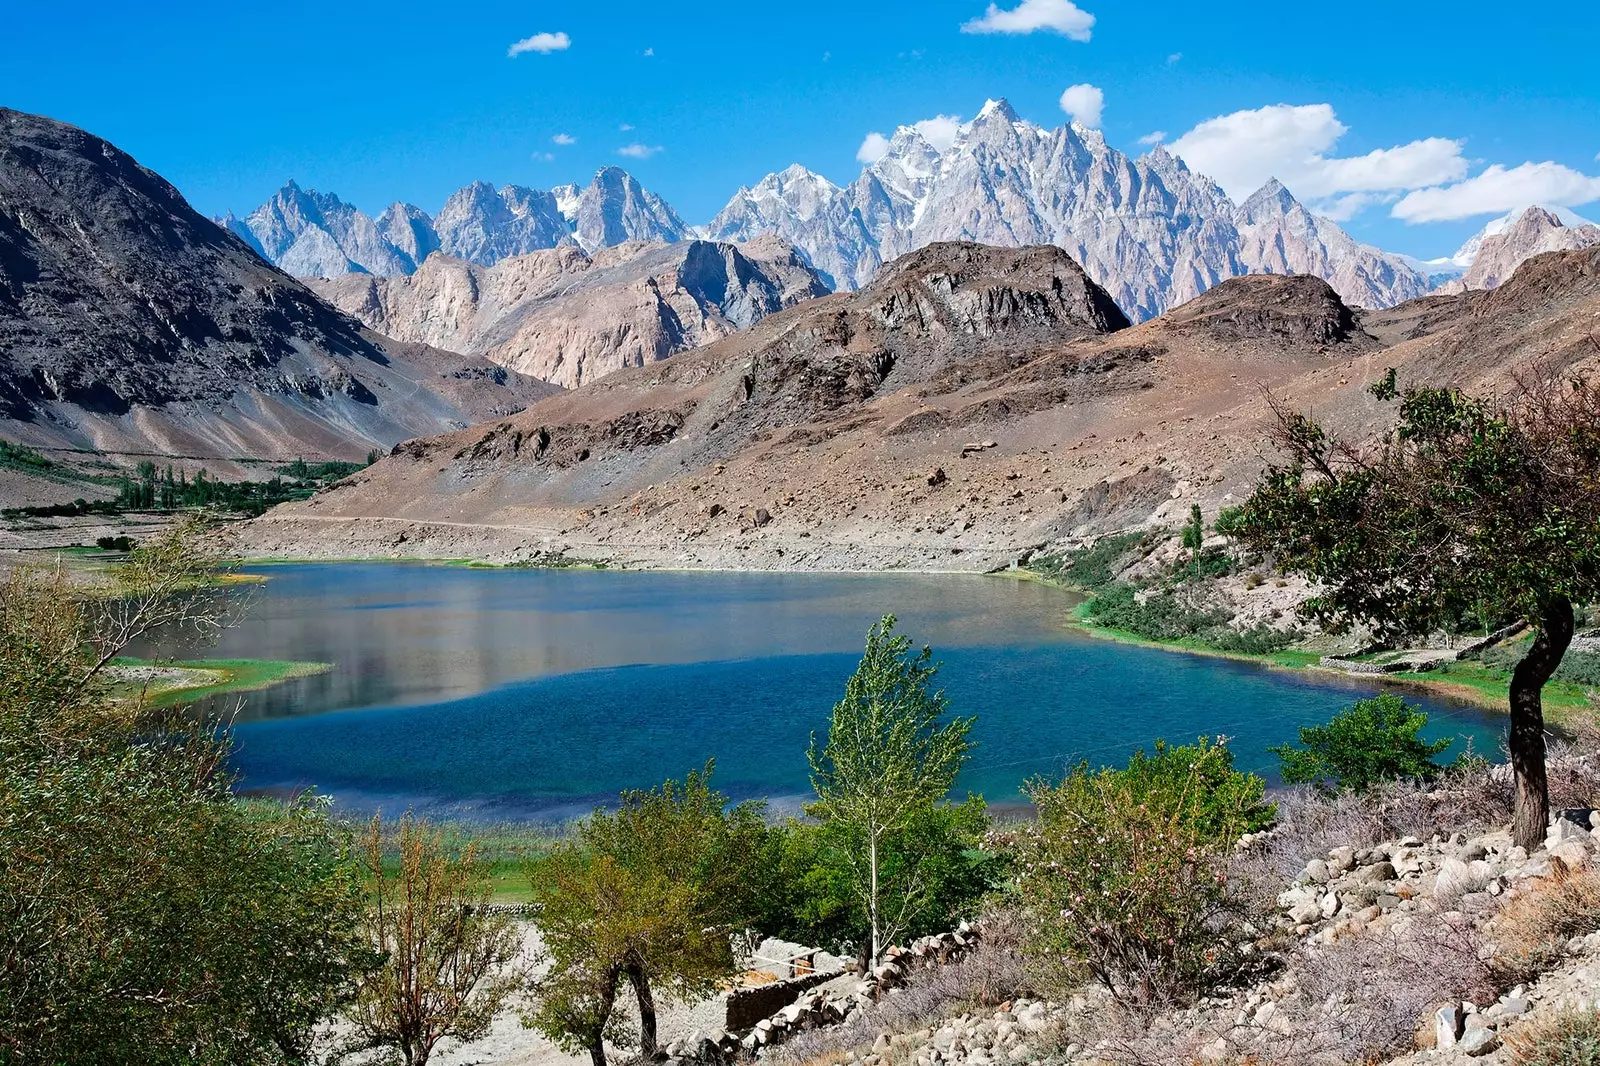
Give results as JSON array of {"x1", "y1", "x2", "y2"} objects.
[{"x1": 5, "y1": 0, "x2": 1598, "y2": 259}]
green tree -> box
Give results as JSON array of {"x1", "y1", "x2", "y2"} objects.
[
  {"x1": 525, "y1": 765, "x2": 766, "y2": 1065},
  {"x1": 342, "y1": 815, "x2": 522, "y2": 1066},
  {"x1": 1238, "y1": 370, "x2": 1600, "y2": 848},
  {"x1": 1272, "y1": 693, "x2": 1454, "y2": 793},
  {"x1": 807, "y1": 615, "x2": 975, "y2": 963},
  {"x1": 0, "y1": 528, "x2": 369, "y2": 1065},
  {"x1": 751, "y1": 799, "x2": 996, "y2": 957}
]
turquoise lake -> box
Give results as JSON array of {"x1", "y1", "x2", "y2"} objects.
[{"x1": 152, "y1": 563, "x2": 1506, "y2": 820}]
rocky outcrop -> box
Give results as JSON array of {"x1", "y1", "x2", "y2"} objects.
[
  {"x1": 433, "y1": 181, "x2": 572, "y2": 265},
  {"x1": 0, "y1": 108, "x2": 555, "y2": 459},
  {"x1": 1443, "y1": 206, "x2": 1600, "y2": 293},
  {"x1": 310, "y1": 237, "x2": 831, "y2": 388}
]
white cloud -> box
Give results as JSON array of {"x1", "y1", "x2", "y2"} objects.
[
  {"x1": 1167, "y1": 52, "x2": 1182, "y2": 65},
  {"x1": 552, "y1": 133, "x2": 577, "y2": 146},
  {"x1": 643, "y1": 47, "x2": 654, "y2": 56},
  {"x1": 1312, "y1": 192, "x2": 1392, "y2": 221},
  {"x1": 508, "y1": 31, "x2": 570, "y2": 57},
  {"x1": 617, "y1": 143, "x2": 663, "y2": 159},
  {"x1": 913, "y1": 115, "x2": 963, "y2": 152},
  {"x1": 1392, "y1": 162, "x2": 1600, "y2": 223},
  {"x1": 619, "y1": 123, "x2": 635, "y2": 132},
  {"x1": 532, "y1": 151, "x2": 556, "y2": 162},
  {"x1": 1138, "y1": 130, "x2": 1167, "y2": 145},
  {"x1": 858, "y1": 114, "x2": 964, "y2": 164},
  {"x1": 857, "y1": 132, "x2": 892, "y2": 164},
  {"x1": 1169, "y1": 103, "x2": 1467, "y2": 201},
  {"x1": 961, "y1": 0, "x2": 1094, "y2": 41},
  {"x1": 1059, "y1": 83, "x2": 1104, "y2": 128}
]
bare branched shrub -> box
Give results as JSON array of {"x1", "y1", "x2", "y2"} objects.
[
  {"x1": 1493, "y1": 863, "x2": 1600, "y2": 982},
  {"x1": 1546, "y1": 724, "x2": 1600, "y2": 811},
  {"x1": 1505, "y1": 1006, "x2": 1600, "y2": 1066},
  {"x1": 1282, "y1": 917, "x2": 1499, "y2": 1063},
  {"x1": 1234, "y1": 769, "x2": 1513, "y2": 893}
]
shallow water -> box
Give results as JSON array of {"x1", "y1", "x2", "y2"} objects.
[{"x1": 140, "y1": 563, "x2": 1505, "y2": 820}]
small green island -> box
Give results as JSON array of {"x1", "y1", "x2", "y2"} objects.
[{"x1": 107, "y1": 657, "x2": 332, "y2": 708}]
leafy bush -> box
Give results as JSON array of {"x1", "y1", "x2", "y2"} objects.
[
  {"x1": 1506, "y1": 1007, "x2": 1600, "y2": 1066},
  {"x1": 753, "y1": 797, "x2": 998, "y2": 958},
  {"x1": 1029, "y1": 531, "x2": 1148, "y2": 590},
  {"x1": 1013, "y1": 738, "x2": 1269, "y2": 1004},
  {"x1": 1083, "y1": 583, "x2": 1295, "y2": 654},
  {"x1": 1270, "y1": 694, "x2": 1454, "y2": 793},
  {"x1": 1480, "y1": 642, "x2": 1600, "y2": 686},
  {"x1": 96, "y1": 535, "x2": 135, "y2": 551}
]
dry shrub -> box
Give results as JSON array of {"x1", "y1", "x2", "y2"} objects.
[
  {"x1": 1546, "y1": 722, "x2": 1600, "y2": 811},
  {"x1": 1493, "y1": 863, "x2": 1600, "y2": 981},
  {"x1": 1281, "y1": 917, "x2": 1499, "y2": 1064},
  {"x1": 1505, "y1": 1006, "x2": 1600, "y2": 1066},
  {"x1": 1235, "y1": 769, "x2": 1513, "y2": 892},
  {"x1": 774, "y1": 913, "x2": 1032, "y2": 1066}
]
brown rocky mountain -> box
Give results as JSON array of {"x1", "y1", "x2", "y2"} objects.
[
  {"x1": 0, "y1": 108, "x2": 556, "y2": 463},
  {"x1": 308, "y1": 235, "x2": 830, "y2": 389},
  {"x1": 247, "y1": 241, "x2": 1600, "y2": 572},
  {"x1": 1441, "y1": 206, "x2": 1600, "y2": 293}
]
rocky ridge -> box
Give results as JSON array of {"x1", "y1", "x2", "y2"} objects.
[
  {"x1": 706, "y1": 100, "x2": 1432, "y2": 318},
  {"x1": 244, "y1": 242, "x2": 1600, "y2": 570},
  {"x1": 0, "y1": 108, "x2": 555, "y2": 460},
  {"x1": 309, "y1": 236, "x2": 830, "y2": 388},
  {"x1": 1441, "y1": 206, "x2": 1600, "y2": 293},
  {"x1": 226, "y1": 166, "x2": 691, "y2": 278}
]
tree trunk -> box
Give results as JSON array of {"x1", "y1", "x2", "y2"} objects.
[
  {"x1": 584, "y1": 964, "x2": 621, "y2": 1066},
  {"x1": 1509, "y1": 596, "x2": 1573, "y2": 851},
  {"x1": 869, "y1": 829, "x2": 881, "y2": 964},
  {"x1": 627, "y1": 963, "x2": 658, "y2": 1056}
]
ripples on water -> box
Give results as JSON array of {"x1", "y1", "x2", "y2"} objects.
[{"x1": 137, "y1": 563, "x2": 1505, "y2": 821}]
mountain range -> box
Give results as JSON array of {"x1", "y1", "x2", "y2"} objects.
[
  {"x1": 245, "y1": 235, "x2": 1600, "y2": 572},
  {"x1": 229, "y1": 98, "x2": 1518, "y2": 321}
]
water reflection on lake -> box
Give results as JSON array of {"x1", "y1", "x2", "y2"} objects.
[{"x1": 137, "y1": 563, "x2": 1505, "y2": 821}]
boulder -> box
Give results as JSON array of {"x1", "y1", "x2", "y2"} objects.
[{"x1": 1434, "y1": 1004, "x2": 1463, "y2": 1049}]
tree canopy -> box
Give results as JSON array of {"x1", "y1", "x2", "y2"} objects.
[{"x1": 1238, "y1": 368, "x2": 1600, "y2": 846}]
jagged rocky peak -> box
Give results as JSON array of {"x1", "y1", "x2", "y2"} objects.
[
  {"x1": 1447, "y1": 205, "x2": 1600, "y2": 292},
  {"x1": 869, "y1": 242, "x2": 1131, "y2": 339},
  {"x1": 433, "y1": 180, "x2": 570, "y2": 266},
  {"x1": 1236, "y1": 177, "x2": 1300, "y2": 224},
  {"x1": 1160, "y1": 273, "x2": 1368, "y2": 347},
  {"x1": 575, "y1": 166, "x2": 693, "y2": 252},
  {"x1": 376, "y1": 202, "x2": 439, "y2": 266}
]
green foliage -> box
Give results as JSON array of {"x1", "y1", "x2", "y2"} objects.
[
  {"x1": 1027, "y1": 531, "x2": 1147, "y2": 590},
  {"x1": 1181, "y1": 504, "x2": 1205, "y2": 552},
  {"x1": 752, "y1": 797, "x2": 998, "y2": 957},
  {"x1": 1480, "y1": 642, "x2": 1600, "y2": 687},
  {"x1": 1083, "y1": 582, "x2": 1296, "y2": 654},
  {"x1": 525, "y1": 764, "x2": 768, "y2": 1065},
  {"x1": 96, "y1": 534, "x2": 136, "y2": 551},
  {"x1": 1014, "y1": 739, "x2": 1265, "y2": 1004},
  {"x1": 1212, "y1": 506, "x2": 1247, "y2": 538},
  {"x1": 807, "y1": 615, "x2": 975, "y2": 960},
  {"x1": 1270, "y1": 693, "x2": 1454, "y2": 793},
  {"x1": 1506, "y1": 1007, "x2": 1600, "y2": 1066},
  {"x1": 0, "y1": 556, "x2": 369, "y2": 1065},
  {"x1": 1237, "y1": 373, "x2": 1600, "y2": 640}
]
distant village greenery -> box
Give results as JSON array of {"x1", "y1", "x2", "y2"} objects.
[{"x1": 2, "y1": 453, "x2": 377, "y2": 520}]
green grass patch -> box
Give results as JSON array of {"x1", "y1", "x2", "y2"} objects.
[{"x1": 111, "y1": 657, "x2": 332, "y2": 707}]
